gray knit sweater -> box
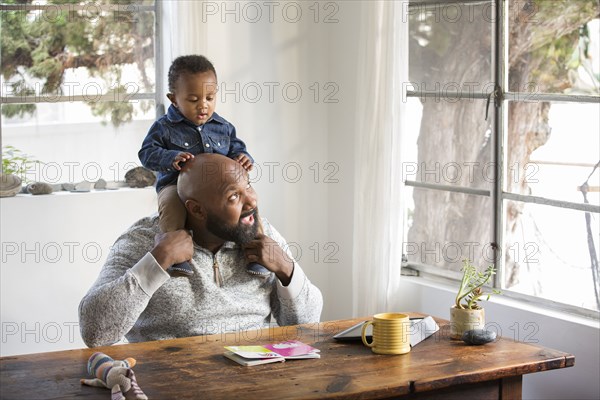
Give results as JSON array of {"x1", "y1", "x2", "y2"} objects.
[{"x1": 78, "y1": 215, "x2": 323, "y2": 347}]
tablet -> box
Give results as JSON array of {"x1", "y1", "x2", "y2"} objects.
[
  {"x1": 332, "y1": 320, "x2": 374, "y2": 341},
  {"x1": 333, "y1": 316, "x2": 439, "y2": 347}
]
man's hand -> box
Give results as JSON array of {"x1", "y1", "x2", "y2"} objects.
[
  {"x1": 150, "y1": 230, "x2": 194, "y2": 270},
  {"x1": 234, "y1": 154, "x2": 253, "y2": 171},
  {"x1": 243, "y1": 234, "x2": 294, "y2": 286},
  {"x1": 172, "y1": 152, "x2": 194, "y2": 170}
]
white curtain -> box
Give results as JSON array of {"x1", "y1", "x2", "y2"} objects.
[
  {"x1": 352, "y1": 1, "x2": 409, "y2": 316},
  {"x1": 159, "y1": 0, "x2": 208, "y2": 99}
]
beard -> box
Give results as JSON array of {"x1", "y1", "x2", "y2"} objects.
[{"x1": 205, "y1": 209, "x2": 259, "y2": 245}]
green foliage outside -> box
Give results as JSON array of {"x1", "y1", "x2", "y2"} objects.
[
  {"x1": 408, "y1": 0, "x2": 599, "y2": 95},
  {"x1": 1, "y1": 0, "x2": 155, "y2": 126}
]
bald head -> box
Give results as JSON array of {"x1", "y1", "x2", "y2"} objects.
[
  {"x1": 176, "y1": 154, "x2": 259, "y2": 247},
  {"x1": 177, "y1": 153, "x2": 247, "y2": 204}
]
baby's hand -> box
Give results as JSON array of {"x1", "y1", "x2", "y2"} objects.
[
  {"x1": 172, "y1": 152, "x2": 194, "y2": 170},
  {"x1": 235, "y1": 154, "x2": 253, "y2": 171}
]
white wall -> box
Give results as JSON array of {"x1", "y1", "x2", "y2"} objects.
[
  {"x1": 0, "y1": 188, "x2": 157, "y2": 355},
  {"x1": 2, "y1": 120, "x2": 152, "y2": 183},
  {"x1": 182, "y1": 0, "x2": 362, "y2": 320}
]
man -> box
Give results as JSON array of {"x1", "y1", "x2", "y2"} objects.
[{"x1": 79, "y1": 154, "x2": 323, "y2": 347}]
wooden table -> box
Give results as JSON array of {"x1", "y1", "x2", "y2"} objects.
[{"x1": 0, "y1": 314, "x2": 574, "y2": 399}]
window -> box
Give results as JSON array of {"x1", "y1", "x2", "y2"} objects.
[
  {"x1": 404, "y1": 0, "x2": 600, "y2": 318},
  {"x1": 1, "y1": 0, "x2": 160, "y2": 183}
]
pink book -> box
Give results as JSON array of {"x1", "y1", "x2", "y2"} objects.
[
  {"x1": 223, "y1": 340, "x2": 320, "y2": 366},
  {"x1": 263, "y1": 340, "x2": 320, "y2": 358}
]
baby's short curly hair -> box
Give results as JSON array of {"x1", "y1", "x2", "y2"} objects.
[{"x1": 168, "y1": 55, "x2": 217, "y2": 92}]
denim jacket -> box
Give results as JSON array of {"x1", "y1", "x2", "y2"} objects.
[{"x1": 139, "y1": 105, "x2": 253, "y2": 192}]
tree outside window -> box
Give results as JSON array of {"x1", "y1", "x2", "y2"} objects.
[
  {"x1": 405, "y1": 0, "x2": 600, "y2": 315},
  {"x1": 1, "y1": 0, "x2": 158, "y2": 183}
]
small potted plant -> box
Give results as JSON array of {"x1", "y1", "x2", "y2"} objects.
[{"x1": 450, "y1": 259, "x2": 500, "y2": 339}]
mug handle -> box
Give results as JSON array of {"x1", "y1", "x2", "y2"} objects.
[{"x1": 361, "y1": 321, "x2": 375, "y2": 347}]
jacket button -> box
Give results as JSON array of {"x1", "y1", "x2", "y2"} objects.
[
  {"x1": 184, "y1": 142, "x2": 189, "y2": 146},
  {"x1": 205, "y1": 143, "x2": 210, "y2": 147},
  {"x1": 217, "y1": 142, "x2": 221, "y2": 146}
]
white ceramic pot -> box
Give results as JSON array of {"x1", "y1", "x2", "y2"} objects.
[{"x1": 450, "y1": 305, "x2": 485, "y2": 339}]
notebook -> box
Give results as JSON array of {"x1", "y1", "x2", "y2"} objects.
[{"x1": 224, "y1": 340, "x2": 320, "y2": 366}]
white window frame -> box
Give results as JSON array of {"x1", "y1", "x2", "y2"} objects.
[
  {"x1": 0, "y1": 1, "x2": 164, "y2": 134},
  {"x1": 403, "y1": 0, "x2": 600, "y2": 320}
]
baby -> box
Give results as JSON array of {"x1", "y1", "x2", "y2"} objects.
[{"x1": 139, "y1": 55, "x2": 260, "y2": 276}]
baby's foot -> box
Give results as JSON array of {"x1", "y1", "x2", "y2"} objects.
[
  {"x1": 168, "y1": 261, "x2": 194, "y2": 276},
  {"x1": 247, "y1": 262, "x2": 270, "y2": 276}
]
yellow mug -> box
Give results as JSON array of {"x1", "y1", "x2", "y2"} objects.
[{"x1": 361, "y1": 313, "x2": 411, "y2": 355}]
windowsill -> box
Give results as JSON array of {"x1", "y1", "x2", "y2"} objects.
[
  {"x1": 0, "y1": 186, "x2": 156, "y2": 200},
  {"x1": 403, "y1": 275, "x2": 600, "y2": 329}
]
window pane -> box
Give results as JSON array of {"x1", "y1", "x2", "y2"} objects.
[
  {"x1": 403, "y1": 97, "x2": 494, "y2": 191},
  {"x1": 505, "y1": 101, "x2": 600, "y2": 207},
  {"x1": 507, "y1": 1, "x2": 599, "y2": 96},
  {"x1": 409, "y1": 1, "x2": 493, "y2": 89},
  {"x1": 405, "y1": 186, "x2": 493, "y2": 272},
  {"x1": 0, "y1": 5, "x2": 155, "y2": 93},
  {"x1": 0, "y1": 5, "x2": 155, "y2": 105},
  {"x1": 503, "y1": 200, "x2": 600, "y2": 312},
  {"x1": 2, "y1": 98, "x2": 154, "y2": 125},
  {"x1": 1, "y1": 0, "x2": 157, "y2": 183},
  {"x1": 2, "y1": 101, "x2": 154, "y2": 182}
]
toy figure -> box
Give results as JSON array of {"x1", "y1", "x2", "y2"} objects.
[{"x1": 81, "y1": 352, "x2": 147, "y2": 400}]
